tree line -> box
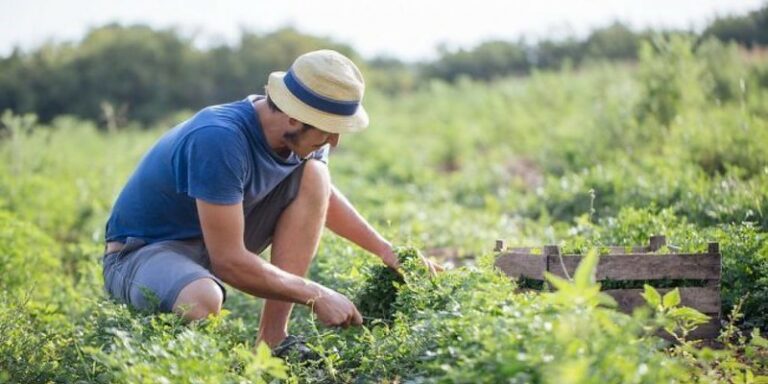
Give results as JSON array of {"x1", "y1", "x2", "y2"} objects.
[
  {"x1": 0, "y1": 26, "x2": 357, "y2": 125},
  {"x1": 0, "y1": 4, "x2": 766, "y2": 126},
  {"x1": 422, "y1": 4, "x2": 767, "y2": 81}
]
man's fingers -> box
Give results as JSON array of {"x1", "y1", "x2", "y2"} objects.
[
  {"x1": 386, "y1": 258, "x2": 401, "y2": 274},
  {"x1": 338, "y1": 308, "x2": 361, "y2": 328}
]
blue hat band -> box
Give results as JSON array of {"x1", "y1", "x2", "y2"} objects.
[{"x1": 283, "y1": 68, "x2": 360, "y2": 116}]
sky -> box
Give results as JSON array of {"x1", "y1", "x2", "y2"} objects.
[{"x1": 0, "y1": 0, "x2": 764, "y2": 61}]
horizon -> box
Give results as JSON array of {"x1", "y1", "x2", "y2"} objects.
[{"x1": 0, "y1": 0, "x2": 765, "y2": 61}]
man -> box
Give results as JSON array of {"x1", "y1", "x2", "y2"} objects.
[{"x1": 102, "y1": 49, "x2": 440, "y2": 355}]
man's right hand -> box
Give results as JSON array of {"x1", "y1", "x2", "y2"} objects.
[{"x1": 310, "y1": 288, "x2": 363, "y2": 327}]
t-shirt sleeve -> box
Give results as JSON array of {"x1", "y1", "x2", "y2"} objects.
[{"x1": 172, "y1": 127, "x2": 247, "y2": 205}]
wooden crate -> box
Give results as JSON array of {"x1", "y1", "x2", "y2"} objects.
[{"x1": 494, "y1": 235, "x2": 722, "y2": 339}]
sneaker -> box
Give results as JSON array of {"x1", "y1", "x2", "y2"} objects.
[{"x1": 271, "y1": 335, "x2": 320, "y2": 362}]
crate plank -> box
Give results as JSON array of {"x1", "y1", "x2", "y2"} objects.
[
  {"x1": 494, "y1": 253, "x2": 547, "y2": 279},
  {"x1": 603, "y1": 287, "x2": 720, "y2": 314},
  {"x1": 547, "y1": 253, "x2": 721, "y2": 281}
]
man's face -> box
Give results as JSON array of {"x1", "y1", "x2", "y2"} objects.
[{"x1": 283, "y1": 123, "x2": 340, "y2": 159}]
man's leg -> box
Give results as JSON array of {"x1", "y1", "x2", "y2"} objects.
[
  {"x1": 103, "y1": 238, "x2": 227, "y2": 319},
  {"x1": 257, "y1": 159, "x2": 331, "y2": 347},
  {"x1": 173, "y1": 277, "x2": 223, "y2": 321}
]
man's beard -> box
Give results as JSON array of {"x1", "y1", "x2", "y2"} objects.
[
  {"x1": 283, "y1": 124, "x2": 313, "y2": 145},
  {"x1": 283, "y1": 130, "x2": 301, "y2": 146},
  {"x1": 283, "y1": 125, "x2": 314, "y2": 159}
]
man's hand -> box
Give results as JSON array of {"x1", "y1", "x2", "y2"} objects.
[
  {"x1": 379, "y1": 244, "x2": 445, "y2": 277},
  {"x1": 379, "y1": 245, "x2": 400, "y2": 270},
  {"x1": 310, "y1": 287, "x2": 363, "y2": 327}
]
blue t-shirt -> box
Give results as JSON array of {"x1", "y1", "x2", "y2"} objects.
[{"x1": 105, "y1": 96, "x2": 328, "y2": 244}]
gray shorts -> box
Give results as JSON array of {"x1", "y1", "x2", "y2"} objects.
[{"x1": 102, "y1": 162, "x2": 307, "y2": 312}]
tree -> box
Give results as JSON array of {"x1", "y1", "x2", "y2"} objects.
[
  {"x1": 425, "y1": 40, "x2": 530, "y2": 82},
  {"x1": 703, "y1": 4, "x2": 768, "y2": 48},
  {"x1": 585, "y1": 22, "x2": 640, "y2": 61}
]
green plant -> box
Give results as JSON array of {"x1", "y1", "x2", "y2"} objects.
[
  {"x1": 1, "y1": 49, "x2": 767, "y2": 381},
  {"x1": 354, "y1": 246, "x2": 420, "y2": 321}
]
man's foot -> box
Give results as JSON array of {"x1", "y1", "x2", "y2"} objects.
[{"x1": 271, "y1": 335, "x2": 320, "y2": 362}]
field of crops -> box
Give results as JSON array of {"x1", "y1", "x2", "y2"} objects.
[{"x1": 2, "y1": 37, "x2": 768, "y2": 382}]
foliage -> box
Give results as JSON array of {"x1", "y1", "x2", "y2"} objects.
[
  {"x1": 1, "y1": 37, "x2": 768, "y2": 381},
  {"x1": 0, "y1": 210, "x2": 59, "y2": 298},
  {"x1": 636, "y1": 35, "x2": 708, "y2": 127},
  {"x1": 666, "y1": 298, "x2": 768, "y2": 383},
  {"x1": 711, "y1": 224, "x2": 768, "y2": 331},
  {"x1": 0, "y1": 294, "x2": 288, "y2": 383},
  {"x1": 354, "y1": 246, "x2": 418, "y2": 321},
  {"x1": 703, "y1": 5, "x2": 768, "y2": 48},
  {"x1": 0, "y1": 25, "x2": 356, "y2": 124},
  {"x1": 286, "y1": 250, "x2": 693, "y2": 383}
]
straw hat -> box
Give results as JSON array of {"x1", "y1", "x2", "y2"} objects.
[{"x1": 266, "y1": 50, "x2": 369, "y2": 134}]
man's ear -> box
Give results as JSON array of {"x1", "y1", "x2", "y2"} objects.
[{"x1": 329, "y1": 133, "x2": 340, "y2": 147}]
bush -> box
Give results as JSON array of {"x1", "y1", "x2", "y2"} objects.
[
  {"x1": 711, "y1": 224, "x2": 768, "y2": 331},
  {"x1": 0, "y1": 210, "x2": 60, "y2": 298}
]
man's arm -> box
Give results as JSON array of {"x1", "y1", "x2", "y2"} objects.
[
  {"x1": 325, "y1": 185, "x2": 398, "y2": 266},
  {"x1": 326, "y1": 185, "x2": 443, "y2": 275},
  {"x1": 196, "y1": 199, "x2": 362, "y2": 326}
]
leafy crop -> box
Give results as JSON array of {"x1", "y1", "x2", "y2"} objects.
[{"x1": 354, "y1": 246, "x2": 419, "y2": 321}]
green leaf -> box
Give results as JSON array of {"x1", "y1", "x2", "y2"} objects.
[
  {"x1": 543, "y1": 272, "x2": 573, "y2": 292},
  {"x1": 667, "y1": 307, "x2": 710, "y2": 326},
  {"x1": 750, "y1": 329, "x2": 768, "y2": 348},
  {"x1": 662, "y1": 288, "x2": 681, "y2": 308},
  {"x1": 573, "y1": 248, "x2": 599, "y2": 289},
  {"x1": 642, "y1": 285, "x2": 662, "y2": 308},
  {"x1": 597, "y1": 292, "x2": 618, "y2": 308}
]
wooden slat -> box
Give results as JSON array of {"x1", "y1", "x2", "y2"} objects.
[
  {"x1": 503, "y1": 246, "x2": 650, "y2": 255},
  {"x1": 547, "y1": 253, "x2": 721, "y2": 281},
  {"x1": 494, "y1": 252, "x2": 547, "y2": 279},
  {"x1": 603, "y1": 287, "x2": 721, "y2": 314}
]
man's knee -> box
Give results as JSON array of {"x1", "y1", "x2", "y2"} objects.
[
  {"x1": 299, "y1": 159, "x2": 331, "y2": 202},
  {"x1": 173, "y1": 278, "x2": 223, "y2": 321}
]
